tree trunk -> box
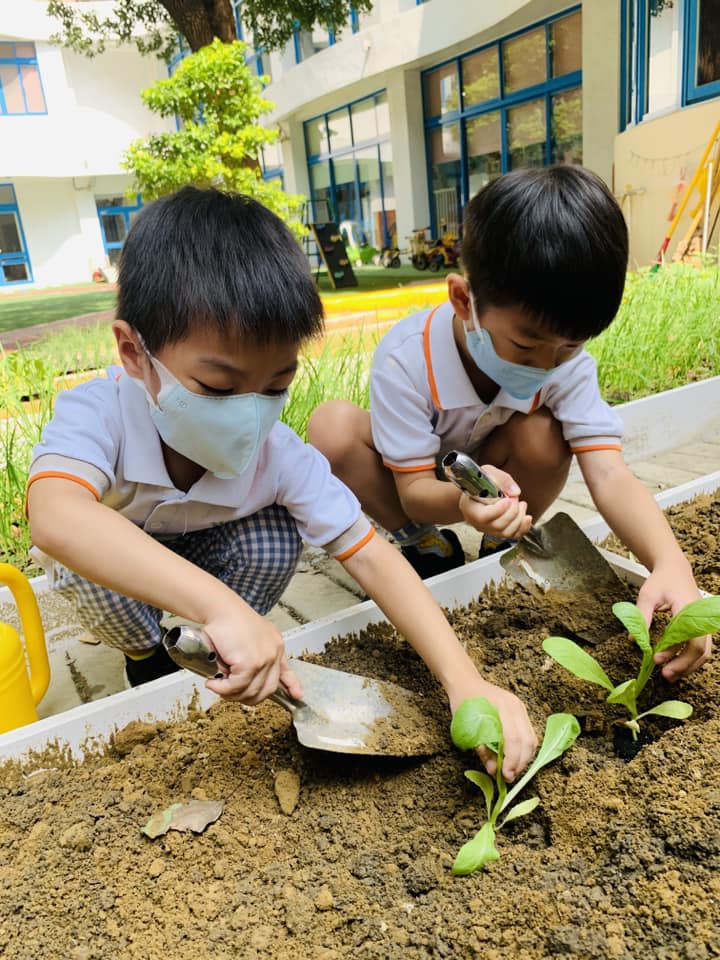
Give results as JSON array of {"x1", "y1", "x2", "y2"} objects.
[{"x1": 161, "y1": 0, "x2": 237, "y2": 51}]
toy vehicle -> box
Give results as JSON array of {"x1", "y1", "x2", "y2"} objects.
[
  {"x1": 408, "y1": 228, "x2": 431, "y2": 270},
  {"x1": 408, "y1": 224, "x2": 461, "y2": 271},
  {"x1": 380, "y1": 246, "x2": 402, "y2": 268}
]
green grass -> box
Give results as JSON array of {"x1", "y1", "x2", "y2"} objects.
[
  {"x1": 314, "y1": 263, "x2": 452, "y2": 297},
  {"x1": 1, "y1": 262, "x2": 718, "y2": 572},
  {"x1": 0, "y1": 289, "x2": 117, "y2": 333},
  {"x1": 0, "y1": 265, "x2": 447, "y2": 335},
  {"x1": 589, "y1": 263, "x2": 720, "y2": 402}
]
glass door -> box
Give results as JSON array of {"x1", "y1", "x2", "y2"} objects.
[{"x1": 0, "y1": 184, "x2": 32, "y2": 285}]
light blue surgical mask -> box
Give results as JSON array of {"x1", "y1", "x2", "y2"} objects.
[
  {"x1": 465, "y1": 301, "x2": 555, "y2": 400},
  {"x1": 140, "y1": 354, "x2": 287, "y2": 479}
]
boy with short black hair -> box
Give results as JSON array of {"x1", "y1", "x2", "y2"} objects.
[
  {"x1": 309, "y1": 166, "x2": 711, "y2": 681},
  {"x1": 27, "y1": 187, "x2": 536, "y2": 782}
]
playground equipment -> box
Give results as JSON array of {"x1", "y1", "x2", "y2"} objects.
[
  {"x1": 653, "y1": 120, "x2": 720, "y2": 268},
  {"x1": 0, "y1": 563, "x2": 49, "y2": 734},
  {"x1": 408, "y1": 223, "x2": 461, "y2": 272}
]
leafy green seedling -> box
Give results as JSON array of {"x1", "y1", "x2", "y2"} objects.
[
  {"x1": 543, "y1": 596, "x2": 720, "y2": 741},
  {"x1": 450, "y1": 698, "x2": 580, "y2": 875}
]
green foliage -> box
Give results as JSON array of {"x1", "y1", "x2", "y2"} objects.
[
  {"x1": 542, "y1": 596, "x2": 720, "y2": 740},
  {"x1": 122, "y1": 39, "x2": 306, "y2": 237},
  {"x1": 450, "y1": 698, "x2": 579, "y2": 875},
  {"x1": 48, "y1": 0, "x2": 177, "y2": 61},
  {"x1": 47, "y1": 0, "x2": 374, "y2": 59},
  {"x1": 589, "y1": 263, "x2": 720, "y2": 402}
]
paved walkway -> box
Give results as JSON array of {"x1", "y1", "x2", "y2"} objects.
[{"x1": 2, "y1": 419, "x2": 718, "y2": 722}]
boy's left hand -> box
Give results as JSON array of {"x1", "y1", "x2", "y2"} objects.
[{"x1": 636, "y1": 563, "x2": 712, "y2": 681}]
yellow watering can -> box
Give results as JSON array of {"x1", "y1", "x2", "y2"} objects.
[{"x1": 0, "y1": 562, "x2": 49, "y2": 735}]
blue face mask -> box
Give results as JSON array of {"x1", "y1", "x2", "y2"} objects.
[
  {"x1": 140, "y1": 354, "x2": 287, "y2": 479},
  {"x1": 465, "y1": 302, "x2": 555, "y2": 400}
]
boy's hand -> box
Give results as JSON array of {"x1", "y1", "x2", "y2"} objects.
[
  {"x1": 636, "y1": 563, "x2": 712, "y2": 681},
  {"x1": 457, "y1": 463, "x2": 533, "y2": 541},
  {"x1": 203, "y1": 606, "x2": 303, "y2": 705},
  {"x1": 448, "y1": 679, "x2": 538, "y2": 782}
]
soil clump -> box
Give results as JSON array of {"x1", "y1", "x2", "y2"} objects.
[{"x1": 1, "y1": 500, "x2": 719, "y2": 960}]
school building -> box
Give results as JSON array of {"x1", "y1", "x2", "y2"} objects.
[{"x1": 0, "y1": 0, "x2": 718, "y2": 291}]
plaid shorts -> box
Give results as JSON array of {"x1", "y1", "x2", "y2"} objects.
[{"x1": 52, "y1": 504, "x2": 302, "y2": 654}]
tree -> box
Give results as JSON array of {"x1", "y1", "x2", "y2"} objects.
[
  {"x1": 46, "y1": 0, "x2": 373, "y2": 60},
  {"x1": 123, "y1": 39, "x2": 306, "y2": 236}
]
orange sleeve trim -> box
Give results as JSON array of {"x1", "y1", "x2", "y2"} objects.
[
  {"x1": 383, "y1": 460, "x2": 437, "y2": 473},
  {"x1": 528, "y1": 390, "x2": 542, "y2": 415},
  {"x1": 26, "y1": 471, "x2": 101, "y2": 501},
  {"x1": 334, "y1": 527, "x2": 376, "y2": 562},
  {"x1": 423, "y1": 306, "x2": 442, "y2": 410},
  {"x1": 570, "y1": 443, "x2": 623, "y2": 454}
]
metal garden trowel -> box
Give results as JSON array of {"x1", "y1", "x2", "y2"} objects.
[
  {"x1": 162, "y1": 623, "x2": 445, "y2": 757},
  {"x1": 442, "y1": 451, "x2": 626, "y2": 643}
]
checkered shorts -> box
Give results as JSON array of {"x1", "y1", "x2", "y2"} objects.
[{"x1": 52, "y1": 504, "x2": 302, "y2": 654}]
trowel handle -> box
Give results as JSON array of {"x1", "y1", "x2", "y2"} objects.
[
  {"x1": 441, "y1": 451, "x2": 502, "y2": 503},
  {"x1": 162, "y1": 623, "x2": 306, "y2": 711}
]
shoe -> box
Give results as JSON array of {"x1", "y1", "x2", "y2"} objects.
[
  {"x1": 124, "y1": 643, "x2": 182, "y2": 687},
  {"x1": 401, "y1": 528, "x2": 465, "y2": 580},
  {"x1": 478, "y1": 535, "x2": 515, "y2": 559}
]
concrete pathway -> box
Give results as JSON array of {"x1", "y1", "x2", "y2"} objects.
[{"x1": 3, "y1": 419, "x2": 718, "y2": 722}]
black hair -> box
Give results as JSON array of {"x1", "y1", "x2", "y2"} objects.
[
  {"x1": 117, "y1": 186, "x2": 324, "y2": 352},
  {"x1": 462, "y1": 166, "x2": 628, "y2": 340}
]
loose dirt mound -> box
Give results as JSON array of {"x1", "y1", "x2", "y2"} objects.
[{"x1": 1, "y1": 495, "x2": 718, "y2": 960}]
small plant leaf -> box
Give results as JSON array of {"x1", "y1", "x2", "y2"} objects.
[
  {"x1": 655, "y1": 596, "x2": 720, "y2": 653},
  {"x1": 464, "y1": 769, "x2": 496, "y2": 819},
  {"x1": 451, "y1": 822, "x2": 500, "y2": 875},
  {"x1": 542, "y1": 637, "x2": 614, "y2": 691},
  {"x1": 612, "y1": 601, "x2": 651, "y2": 653},
  {"x1": 606, "y1": 678, "x2": 638, "y2": 717},
  {"x1": 501, "y1": 713, "x2": 581, "y2": 813},
  {"x1": 451, "y1": 697, "x2": 503, "y2": 752},
  {"x1": 637, "y1": 700, "x2": 693, "y2": 721},
  {"x1": 499, "y1": 796, "x2": 540, "y2": 829}
]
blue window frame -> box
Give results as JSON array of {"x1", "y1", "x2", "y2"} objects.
[
  {"x1": 684, "y1": 0, "x2": 720, "y2": 104},
  {"x1": 0, "y1": 184, "x2": 33, "y2": 285},
  {"x1": 0, "y1": 42, "x2": 47, "y2": 116},
  {"x1": 305, "y1": 90, "x2": 395, "y2": 251},
  {"x1": 95, "y1": 195, "x2": 142, "y2": 267},
  {"x1": 233, "y1": 1, "x2": 270, "y2": 78},
  {"x1": 422, "y1": 7, "x2": 582, "y2": 236},
  {"x1": 621, "y1": 0, "x2": 720, "y2": 128}
]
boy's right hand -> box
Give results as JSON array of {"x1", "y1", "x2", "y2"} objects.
[
  {"x1": 448, "y1": 678, "x2": 538, "y2": 782},
  {"x1": 457, "y1": 464, "x2": 533, "y2": 541},
  {"x1": 203, "y1": 605, "x2": 303, "y2": 705}
]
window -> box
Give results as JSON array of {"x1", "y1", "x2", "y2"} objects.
[
  {"x1": 622, "y1": 0, "x2": 720, "y2": 127},
  {"x1": 233, "y1": 1, "x2": 270, "y2": 79},
  {"x1": 0, "y1": 42, "x2": 46, "y2": 115},
  {"x1": 305, "y1": 91, "x2": 395, "y2": 249},
  {"x1": 686, "y1": 0, "x2": 720, "y2": 103},
  {"x1": 423, "y1": 8, "x2": 582, "y2": 234},
  {"x1": 0, "y1": 184, "x2": 33, "y2": 285},
  {"x1": 96, "y1": 196, "x2": 142, "y2": 267}
]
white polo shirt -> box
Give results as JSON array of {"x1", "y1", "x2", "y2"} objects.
[
  {"x1": 28, "y1": 367, "x2": 373, "y2": 560},
  {"x1": 370, "y1": 302, "x2": 624, "y2": 472}
]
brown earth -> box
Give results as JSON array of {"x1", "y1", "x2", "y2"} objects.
[{"x1": 1, "y1": 495, "x2": 719, "y2": 960}]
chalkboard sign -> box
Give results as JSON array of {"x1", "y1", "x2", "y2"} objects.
[{"x1": 310, "y1": 222, "x2": 358, "y2": 289}]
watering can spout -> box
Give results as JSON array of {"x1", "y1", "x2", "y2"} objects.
[{"x1": 0, "y1": 563, "x2": 49, "y2": 734}]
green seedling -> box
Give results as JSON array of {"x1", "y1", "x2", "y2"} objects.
[
  {"x1": 450, "y1": 698, "x2": 580, "y2": 875},
  {"x1": 543, "y1": 596, "x2": 720, "y2": 740}
]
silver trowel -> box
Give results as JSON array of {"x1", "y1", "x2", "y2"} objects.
[
  {"x1": 162, "y1": 623, "x2": 445, "y2": 757},
  {"x1": 442, "y1": 450, "x2": 626, "y2": 642}
]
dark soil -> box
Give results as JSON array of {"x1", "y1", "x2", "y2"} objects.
[{"x1": 1, "y1": 494, "x2": 719, "y2": 960}]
